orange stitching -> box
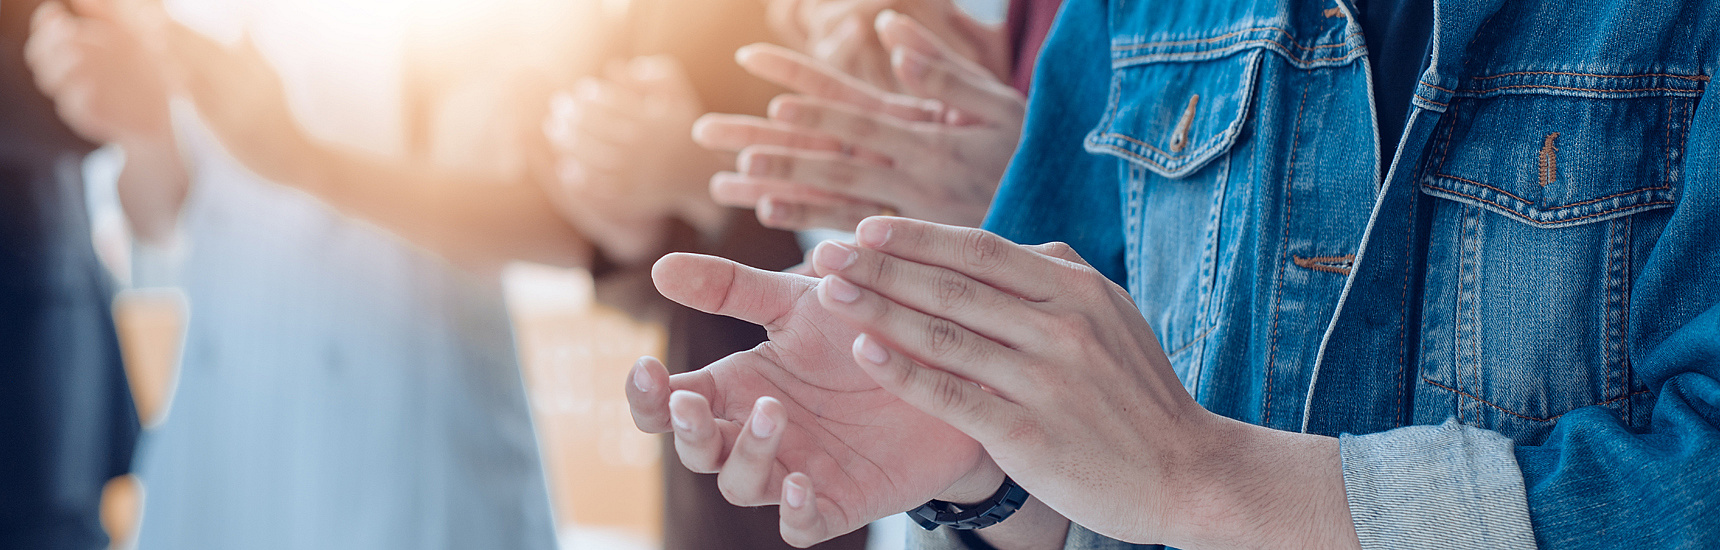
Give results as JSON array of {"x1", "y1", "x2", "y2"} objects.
[
  {"x1": 1421, "y1": 377, "x2": 1651, "y2": 423},
  {"x1": 1091, "y1": 142, "x2": 1172, "y2": 172},
  {"x1": 1419, "y1": 81, "x2": 1457, "y2": 94},
  {"x1": 1413, "y1": 93, "x2": 1449, "y2": 108},
  {"x1": 1471, "y1": 71, "x2": 1710, "y2": 82},
  {"x1": 1112, "y1": 26, "x2": 1354, "y2": 52},
  {"x1": 1423, "y1": 185, "x2": 1675, "y2": 225},
  {"x1": 1167, "y1": 324, "x2": 1219, "y2": 358},
  {"x1": 1435, "y1": 174, "x2": 1671, "y2": 210},
  {"x1": 1437, "y1": 174, "x2": 1532, "y2": 204},
  {"x1": 1264, "y1": 85, "x2": 1312, "y2": 427},
  {"x1": 1292, "y1": 255, "x2": 1355, "y2": 275},
  {"x1": 1464, "y1": 84, "x2": 1703, "y2": 95},
  {"x1": 1113, "y1": 37, "x2": 1363, "y2": 65},
  {"x1": 1538, "y1": 133, "x2": 1560, "y2": 186}
]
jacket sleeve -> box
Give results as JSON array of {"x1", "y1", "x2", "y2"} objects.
[{"x1": 1339, "y1": 76, "x2": 1720, "y2": 550}]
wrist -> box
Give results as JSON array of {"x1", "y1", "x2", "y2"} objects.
[
  {"x1": 937, "y1": 453, "x2": 1007, "y2": 505},
  {"x1": 1167, "y1": 417, "x2": 1356, "y2": 549}
]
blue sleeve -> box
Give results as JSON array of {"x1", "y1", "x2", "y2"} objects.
[
  {"x1": 1509, "y1": 71, "x2": 1720, "y2": 549},
  {"x1": 981, "y1": 0, "x2": 1127, "y2": 285}
]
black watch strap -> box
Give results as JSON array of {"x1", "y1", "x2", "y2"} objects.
[{"x1": 907, "y1": 477, "x2": 1030, "y2": 531}]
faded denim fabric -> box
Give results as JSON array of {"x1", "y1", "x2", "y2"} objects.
[{"x1": 914, "y1": 0, "x2": 1720, "y2": 548}]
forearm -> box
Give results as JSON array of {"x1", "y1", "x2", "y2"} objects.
[
  {"x1": 116, "y1": 138, "x2": 190, "y2": 244},
  {"x1": 293, "y1": 143, "x2": 593, "y2": 271}
]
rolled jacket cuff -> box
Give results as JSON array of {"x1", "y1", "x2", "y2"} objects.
[
  {"x1": 907, "y1": 521, "x2": 1148, "y2": 550},
  {"x1": 1340, "y1": 419, "x2": 1539, "y2": 550}
]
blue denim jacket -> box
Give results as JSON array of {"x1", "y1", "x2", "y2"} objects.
[{"x1": 914, "y1": 0, "x2": 1720, "y2": 548}]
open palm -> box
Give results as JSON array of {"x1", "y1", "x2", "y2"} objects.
[{"x1": 629, "y1": 253, "x2": 986, "y2": 545}]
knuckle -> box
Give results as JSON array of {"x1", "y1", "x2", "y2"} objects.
[
  {"x1": 962, "y1": 230, "x2": 1008, "y2": 271},
  {"x1": 925, "y1": 317, "x2": 963, "y2": 354},
  {"x1": 933, "y1": 271, "x2": 973, "y2": 311},
  {"x1": 929, "y1": 371, "x2": 970, "y2": 413}
]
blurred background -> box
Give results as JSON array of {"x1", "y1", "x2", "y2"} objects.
[{"x1": 0, "y1": 0, "x2": 1009, "y2": 548}]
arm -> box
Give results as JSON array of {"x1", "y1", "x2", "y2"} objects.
[
  {"x1": 151, "y1": 15, "x2": 588, "y2": 270},
  {"x1": 810, "y1": 218, "x2": 1362, "y2": 549},
  {"x1": 24, "y1": 0, "x2": 188, "y2": 243}
]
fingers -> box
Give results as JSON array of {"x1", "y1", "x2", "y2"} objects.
[
  {"x1": 849, "y1": 333, "x2": 1014, "y2": 442},
  {"x1": 809, "y1": 241, "x2": 1044, "y2": 346},
  {"x1": 891, "y1": 46, "x2": 1025, "y2": 128},
  {"x1": 739, "y1": 146, "x2": 906, "y2": 206},
  {"x1": 668, "y1": 390, "x2": 739, "y2": 474},
  {"x1": 852, "y1": 217, "x2": 1072, "y2": 302},
  {"x1": 816, "y1": 274, "x2": 1019, "y2": 391},
  {"x1": 626, "y1": 357, "x2": 674, "y2": 432},
  {"x1": 757, "y1": 196, "x2": 887, "y2": 232},
  {"x1": 735, "y1": 43, "x2": 939, "y2": 123},
  {"x1": 709, "y1": 171, "x2": 858, "y2": 208},
  {"x1": 779, "y1": 473, "x2": 844, "y2": 548},
  {"x1": 715, "y1": 396, "x2": 790, "y2": 507},
  {"x1": 652, "y1": 253, "x2": 814, "y2": 328},
  {"x1": 692, "y1": 114, "x2": 845, "y2": 154},
  {"x1": 768, "y1": 95, "x2": 926, "y2": 159}
]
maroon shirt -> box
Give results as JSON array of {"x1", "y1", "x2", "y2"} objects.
[{"x1": 1004, "y1": 0, "x2": 1065, "y2": 94}]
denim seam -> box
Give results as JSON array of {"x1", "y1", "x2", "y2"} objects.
[
  {"x1": 1167, "y1": 324, "x2": 1219, "y2": 359},
  {"x1": 1421, "y1": 185, "x2": 1676, "y2": 226},
  {"x1": 1114, "y1": 41, "x2": 1361, "y2": 67},
  {"x1": 1110, "y1": 27, "x2": 1354, "y2": 51},
  {"x1": 1413, "y1": 93, "x2": 1450, "y2": 108},
  {"x1": 1470, "y1": 71, "x2": 1709, "y2": 82},
  {"x1": 1264, "y1": 84, "x2": 1312, "y2": 428},
  {"x1": 1420, "y1": 376, "x2": 1651, "y2": 423},
  {"x1": 1458, "y1": 84, "x2": 1704, "y2": 96},
  {"x1": 1292, "y1": 255, "x2": 1355, "y2": 275},
  {"x1": 1433, "y1": 174, "x2": 1672, "y2": 210}
]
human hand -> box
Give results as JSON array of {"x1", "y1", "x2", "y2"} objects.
[
  {"x1": 538, "y1": 56, "x2": 727, "y2": 264},
  {"x1": 626, "y1": 253, "x2": 1002, "y2": 546},
  {"x1": 806, "y1": 218, "x2": 1358, "y2": 548},
  {"x1": 25, "y1": 0, "x2": 172, "y2": 150},
  {"x1": 693, "y1": 12, "x2": 1025, "y2": 231},
  {"x1": 764, "y1": 0, "x2": 1007, "y2": 91}
]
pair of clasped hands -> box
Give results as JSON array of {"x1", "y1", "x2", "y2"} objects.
[{"x1": 623, "y1": 7, "x2": 1252, "y2": 550}]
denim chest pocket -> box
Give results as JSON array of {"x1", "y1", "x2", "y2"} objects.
[
  {"x1": 1085, "y1": 48, "x2": 1264, "y2": 179},
  {"x1": 1083, "y1": 48, "x2": 1268, "y2": 389},
  {"x1": 1415, "y1": 72, "x2": 1704, "y2": 443}
]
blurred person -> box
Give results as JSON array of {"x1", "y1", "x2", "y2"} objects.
[
  {"x1": 26, "y1": 0, "x2": 561, "y2": 548},
  {"x1": 0, "y1": 0, "x2": 140, "y2": 547},
  {"x1": 630, "y1": 0, "x2": 1720, "y2": 548}
]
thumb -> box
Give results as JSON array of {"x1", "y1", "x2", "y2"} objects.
[{"x1": 65, "y1": 0, "x2": 114, "y2": 19}]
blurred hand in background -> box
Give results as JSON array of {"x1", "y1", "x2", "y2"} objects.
[
  {"x1": 25, "y1": 0, "x2": 188, "y2": 242},
  {"x1": 764, "y1": 0, "x2": 1007, "y2": 92},
  {"x1": 693, "y1": 11, "x2": 1025, "y2": 232},
  {"x1": 537, "y1": 55, "x2": 730, "y2": 266}
]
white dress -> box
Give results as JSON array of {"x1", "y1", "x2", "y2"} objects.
[{"x1": 132, "y1": 1, "x2": 558, "y2": 548}]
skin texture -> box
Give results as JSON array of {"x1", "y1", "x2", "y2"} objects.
[
  {"x1": 626, "y1": 252, "x2": 1003, "y2": 547},
  {"x1": 538, "y1": 56, "x2": 730, "y2": 265},
  {"x1": 634, "y1": 218, "x2": 1366, "y2": 549},
  {"x1": 694, "y1": 10, "x2": 1024, "y2": 232}
]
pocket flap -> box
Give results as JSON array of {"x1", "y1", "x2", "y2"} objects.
[
  {"x1": 1421, "y1": 88, "x2": 1695, "y2": 228},
  {"x1": 1085, "y1": 49, "x2": 1265, "y2": 179}
]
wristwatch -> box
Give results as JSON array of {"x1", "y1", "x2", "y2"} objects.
[{"x1": 907, "y1": 477, "x2": 1030, "y2": 531}]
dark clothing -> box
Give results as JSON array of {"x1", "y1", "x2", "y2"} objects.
[
  {"x1": 1354, "y1": 0, "x2": 1435, "y2": 169},
  {"x1": 1004, "y1": 0, "x2": 1064, "y2": 94},
  {"x1": 0, "y1": 1, "x2": 142, "y2": 549}
]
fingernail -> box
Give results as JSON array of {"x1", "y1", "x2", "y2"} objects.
[
  {"x1": 750, "y1": 404, "x2": 778, "y2": 438},
  {"x1": 670, "y1": 407, "x2": 692, "y2": 432},
  {"x1": 893, "y1": 48, "x2": 928, "y2": 82},
  {"x1": 784, "y1": 478, "x2": 808, "y2": 509},
  {"x1": 857, "y1": 218, "x2": 892, "y2": 247},
  {"x1": 814, "y1": 241, "x2": 856, "y2": 271},
  {"x1": 874, "y1": 9, "x2": 899, "y2": 37},
  {"x1": 856, "y1": 334, "x2": 890, "y2": 365},
  {"x1": 735, "y1": 43, "x2": 764, "y2": 65},
  {"x1": 633, "y1": 362, "x2": 654, "y2": 393},
  {"x1": 771, "y1": 99, "x2": 800, "y2": 123},
  {"x1": 823, "y1": 276, "x2": 861, "y2": 303}
]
